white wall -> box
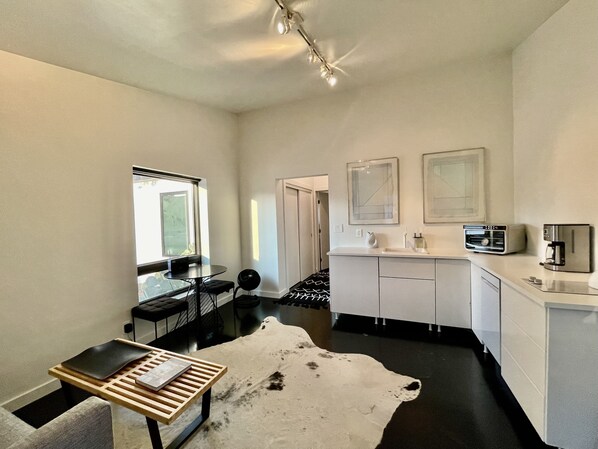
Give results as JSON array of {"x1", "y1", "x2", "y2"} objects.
[
  {"x1": 0, "y1": 50, "x2": 241, "y2": 408},
  {"x1": 513, "y1": 0, "x2": 598, "y2": 264},
  {"x1": 238, "y1": 55, "x2": 514, "y2": 295}
]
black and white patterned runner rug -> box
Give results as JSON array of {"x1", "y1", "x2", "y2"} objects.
[{"x1": 275, "y1": 269, "x2": 329, "y2": 309}]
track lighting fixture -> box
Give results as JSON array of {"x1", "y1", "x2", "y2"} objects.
[
  {"x1": 273, "y1": 0, "x2": 339, "y2": 87},
  {"x1": 306, "y1": 47, "x2": 317, "y2": 64},
  {"x1": 276, "y1": 15, "x2": 289, "y2": 35},
  {"x1": 276, "y1": 7, "x2": 302, "y2": 35}
]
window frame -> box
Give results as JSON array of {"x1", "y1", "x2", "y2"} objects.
[{"x1": 132, "y1": 166, "x2": 202, "y2": 278}]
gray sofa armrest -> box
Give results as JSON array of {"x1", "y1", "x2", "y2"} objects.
[
  {"x1": 0, "y1": 408, "x2": 34, "y2": 449},
  {"x1": 10, "y1": 397, "x2": 113, "y2": 449}
]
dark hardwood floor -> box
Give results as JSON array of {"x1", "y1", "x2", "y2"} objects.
[{"x1": 15, "y1": 296, "x2": 554, "y2": 449}]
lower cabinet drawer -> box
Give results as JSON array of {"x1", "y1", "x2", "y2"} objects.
[
  {"x1": 501, "y1": 346, "x2": 545, "y2": 438},
  {"x1": 380, "y1": 277, "x2": 435, "y2": 323},
  {"x1": 501, "y1": 314, "x2": 546, "y2": 393},
  {"x1": 502, "y1": 283, "x2": 545, "y2": 350},
  {"x1": 379, "y1": 257, "x2": 435, "y2": 279}
]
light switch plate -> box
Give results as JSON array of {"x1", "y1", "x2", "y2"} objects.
[
  {"x1": 356, "y1": 229, "x2": 363, "y2": 237},
  {"x1": 334, "y1": 224, "x2": 344, "y2": 233}
]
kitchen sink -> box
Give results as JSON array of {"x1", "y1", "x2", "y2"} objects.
[{"x1": 382, "y1": 247, "x2": 429, "y2": 254}]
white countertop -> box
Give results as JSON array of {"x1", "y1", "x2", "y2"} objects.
[
  {"x1": 328, "y1": 247, "x2": 598, "y2": 311},
  {"x1": 467, "y1": 253, "x2": 598, "y2": 311},
  {"x1": 328, "y1": 247, "x2": 469, "y2": 260}
]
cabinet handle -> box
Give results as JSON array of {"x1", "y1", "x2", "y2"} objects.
[{"x1": 481, "y1": 276, "x2": 499, "y2": 292}]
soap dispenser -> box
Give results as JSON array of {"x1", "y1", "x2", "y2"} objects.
[{"x1": 413, "y1": 233, "x2": 426, "y2": 252}]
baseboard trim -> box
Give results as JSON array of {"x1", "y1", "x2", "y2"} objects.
[
  {"x1": 2, "y1": 379, "x2": 61, "y2": 412},
  {"x1": 251, "y1": 289, "x2": 285, "y2": 299}
]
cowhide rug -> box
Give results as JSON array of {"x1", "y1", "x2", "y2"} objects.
[{"x1": 112, "y1": 317, "x2": 421, "y2": 448}]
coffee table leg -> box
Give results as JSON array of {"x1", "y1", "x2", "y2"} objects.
[
  {"x1": 146, "y1": 418, "x2": 164, "y2": 449},
  {"x1": 145, "y1": 388, "x2": 212, "y2": 449},
  {"x1": 60, "y1": 381, "x2": 76, "y2": 408},
  {"x1": 201, "y1": 387, "x2": 211, "y2": 419}
]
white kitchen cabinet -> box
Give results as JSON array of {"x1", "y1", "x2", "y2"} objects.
[
  {"x1": 500, "y1": 283, "x2": 546, "y2": 438},
  {"x1": 329, "y1": 255, "x2": 379, "y2": 317},
  {"x1": 379, "y1": 257, "x2": 436, "y2": 279},
  {"x1": 328, "y1": 250, "x2": 471, "y2": 329},
  {"x1": 545, "y1": 308, "x2": 598, "y2": 449},
  {"x1": 380, "y1": 277, "x2": 436, "y2": 323},
  {"x1": 379, "y1": 257, "x2": 436, "y2": 324},
  {"x1": 435, "y1": 259, "x2": 471, "y2": 329},
  {"x1": 480, "y1": 269, "x2": 501, "y2": 364}
]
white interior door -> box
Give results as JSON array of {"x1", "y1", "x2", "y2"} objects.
[
  {"x1": 284, "y1": 187, "x2": 301, "y2": 288},
  {"x1": 298, "y1": 189, "x2": 314, "y2": 280},
  {"x1": 317, "y1": 191, "x2": 330, "y2": 270}
]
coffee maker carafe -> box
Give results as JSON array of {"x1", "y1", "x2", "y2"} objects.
[
  {"x1": 545, "y1": 240, "x2": 565, "y2": 267},
  {"x1": 543, "y1": 224, "x2": 591, "y2": 273}
]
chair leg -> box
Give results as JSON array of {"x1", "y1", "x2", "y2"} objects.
[
  {"x1": 232, "y1": 287, "x2": 239, "y2": 337},
  {"x1": 186, "y1": 308, "x2": 190, "y2": 353},
  {"x1": 154, "y1": 322, "x2": 158, "y2": 341},
  {"x1": 132, "y1": 317, "x2": 136, "y2": 342}
]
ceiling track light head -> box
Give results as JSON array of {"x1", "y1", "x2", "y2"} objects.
[
  {"x1": 326, "y1": 72, "x2": 337, "y2": 87},
  {"x1": 277, "y1": 7, "x2": 302, "y2": 35},
  {"x1": 273, "y1": 0, "x2": 338, "y2": 87}
]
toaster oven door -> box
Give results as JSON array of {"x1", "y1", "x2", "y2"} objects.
[{"x1": 465, "y1": 230, "x2": 506, "y2": 253}]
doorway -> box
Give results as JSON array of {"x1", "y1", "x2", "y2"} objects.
[
  {"x1": 317, "y1": 191, "x2": 330, "y2": 271},
  {"x1": 281, "y1": 175, "x2": 329, "y2": 291}
]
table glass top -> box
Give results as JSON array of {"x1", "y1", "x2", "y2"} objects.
[{"x1": 165, "y1": 264, "x2": 227, "y2": 280}]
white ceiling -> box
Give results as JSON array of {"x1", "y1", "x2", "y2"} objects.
[{"x1": 0, "y1": 0, "x2": 568, "y2": 113}]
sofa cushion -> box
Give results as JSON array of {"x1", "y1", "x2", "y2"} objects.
[{"x1": 0, "y1": 408, "x2": 34, "y2": 449}]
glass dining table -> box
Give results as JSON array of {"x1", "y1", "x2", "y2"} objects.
[{"x1": 165, "y1": 264, "x2": 227, "y2": 341}]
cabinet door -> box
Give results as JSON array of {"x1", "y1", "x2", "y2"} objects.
[
  {"x1": 329, "y1": 256, "x2": 379, "y2": 317},
  {"x1": 546, "y1": 308, "x2": 598, "y2": 449},
  {"x1": 380, "y1": 277, "x2": 435, "y2": 323},
  {"x1": 436, "y1": 259, "x2": 471, "y2": 328},
  {"x1": 379, "y1": 257, "x2": 435, "y2": 279}
]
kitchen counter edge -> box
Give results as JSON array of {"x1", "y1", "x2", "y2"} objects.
[{"x1": 328, "y1": 247, "x2": 468, "y2": 260}]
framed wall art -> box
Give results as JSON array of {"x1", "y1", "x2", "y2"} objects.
[
  {"x1": 423, "y1": 147, "x2": 485, "y2": 223},
  {"x1": 347, "y1": 157, "x2": 399, "y2": 225}
]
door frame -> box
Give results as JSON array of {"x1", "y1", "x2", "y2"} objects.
[
  {"x1": 276, "y1": 176, "x2": 329, "y2": 296},
  {"x1": 316, "y1": 190, "x2": 330, "y2": 271}
]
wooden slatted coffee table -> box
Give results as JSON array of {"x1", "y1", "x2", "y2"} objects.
[{"x1": 49, "y1": 338, "x2": 227, "y2": 449}]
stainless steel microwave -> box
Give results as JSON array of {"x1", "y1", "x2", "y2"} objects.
[{"x1": 463, "y1": 224, "x2": 526, "y2": 254}]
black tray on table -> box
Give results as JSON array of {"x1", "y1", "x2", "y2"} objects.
[{"x1": 61, "y1": 340, "x2": 151, "y2": 380}]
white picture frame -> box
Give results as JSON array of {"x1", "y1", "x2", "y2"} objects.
[
  {"x1": 423, "y1": 148, "x2": 485, "y2": 223},
  {"x1": 347, "y1": 157, "x2": 399, "y2": 225}
]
